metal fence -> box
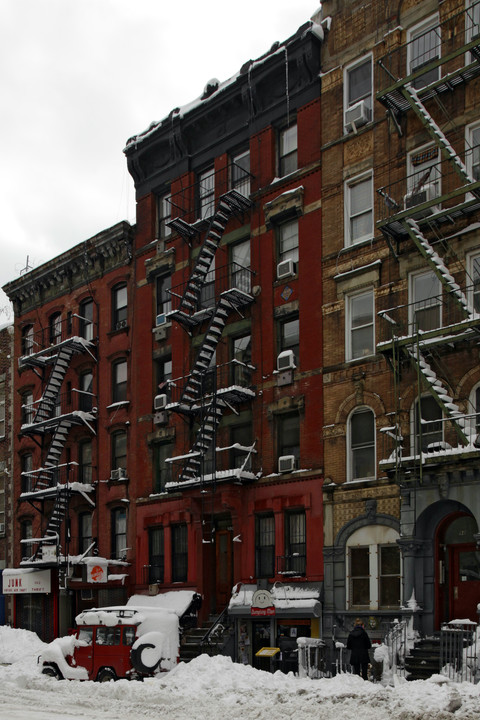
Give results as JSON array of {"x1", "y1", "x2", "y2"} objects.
[{"x1": 440, "y1": 621, "x2": 479, "y2": 684}]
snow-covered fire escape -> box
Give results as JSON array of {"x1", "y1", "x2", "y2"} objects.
[
  {"x1": 375, "y1": 3, "x2": 480, "y2": 466},
  {"x1": 163, "y1": 171, "x2": 256, "y2": 532},
  {"x1": 19, "y1": 315, "x2": 97, "y2": 579}
]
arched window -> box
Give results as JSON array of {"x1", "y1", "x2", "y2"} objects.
[
  {"x1": 348, "y1": 407, "x2": 376, "y2": 481},
  {"x1": 346, "y1": 525, "x2": 401, "y2": 610}
]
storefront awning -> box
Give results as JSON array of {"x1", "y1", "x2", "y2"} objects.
[{"x1": 228, "y1": 584, "x2": 322, "y2": 618}]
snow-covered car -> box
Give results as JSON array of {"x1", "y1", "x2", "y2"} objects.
[{"x1": 39, "y1": 604, "x2": 182, "y2": 682}]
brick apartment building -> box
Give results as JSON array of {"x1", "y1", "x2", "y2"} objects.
[
  {"x1": 0, "y1": 322, "x2": 14, "y2": 625},
  {"x1": 320, "y1": 0, "x2": 480, "y2": 643},
  {"x1": 2, "y1": 0, "x2": 479, "y2": 668}
]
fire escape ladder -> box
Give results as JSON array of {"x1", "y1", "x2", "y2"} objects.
[
  {"x1": 178, "y1": 401, "x2": 226, "y2": 484},
  {"x1": 408, "y1": 345, "x2": 472, "y2": 446},
  {"x1": 401, "y1": 86, "x2": 480, "y2": 198},
  {"x1": 26, "y1": 488, "x2": 70, "y2": 564},
  {"x1": 33, "y1": 346, "x2": 76, "y2": 424},
  {"x1": 178, "y1": 190, "x2": 252, "y2": 315},
  {"x1": 403, "y1": 218, "x2": 473, "y2": 319}
]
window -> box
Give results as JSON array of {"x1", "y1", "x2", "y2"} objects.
[
  {"x1": 279, "y1": 124, "x2": 297, "y2": 177},
  {"x1": 347, "y1": 526, "x2": 401, "y2": 610},
  {"x1": 278, "y1": 220, "x2": 299, "y2": 265},
  {"x1": 79, "y1": 512, "x2": 93, "y2": 555},
  {"x1": 111, "y1": 507, "x2": 127, "y2": 560},
  {"x1": 279, "y1": 314, "x2": 300, "y2": 362},
  {"x1": 171, "y1": 524, "x2": 188, "y2": 582},
  {"x1": 413, "y1": 394, "x2": 443, "y2": 453},
  {"x1": 406, "y1": 144, "x2": 441, "y2": 209},
  {"x1": 344, "y1": 55, "x2": 372, "y2": 130},
  {"x1": 232, "y1": 149, "x2": 250, "y2": 197},
  {"x1": 21, "y1": 453, "x2": 33, "y2": 493},
  {"x1": 255, "y1": 514, "x2": 275, "y2": 578},
  {"x1": 21, "y1": 390, "x2": 34, "y2": 426},
  {"x1": 230, "y1": 424, "x2": 253, "y2": 471},
  {"x1": 231, "y1": 239, "x2": 251, "y2": 293},
  {"x1": 155, "y1": 274, "x2": 172, "y2": 323},
  {"x1": 468, "y1": 252, "x2": 480, "y2": 313},
  {"x1": 157, "y1": 193, "x2": 172, "y2": 239},
  {"x1": 112, "y1": 283, "x2": 127, "y2": 331},
  {"x1": 198, "y1": 167, "x2": 215, "y2": 219},
  {"x1": 79, "y1": 298, "x2": 94, "y2": 341},
  {"x1": 21, "y1": 325, "x2": 34, "y2": 356},
  {"x1": 148, "y1": 526, "x2": 164, "y2": 583},
  {"x1": 231, "y1": 334, "x2": 252, "y2": 386},
  {"x1": 0, "y1": 376, "x2": 4, "y2": 438},
  {"x1": 348, "y1": 407, "x2": 376, "y2": 480},
  {"x1": 153, "y1": 442, "x2": 173, "y2": 493},
  {"x1": 111, "y1": 430, "x2": 127, "y2": 472},
  {"x1": 285, "y1": 510, "x2": 306, "y2": 575},
  {"x1": 469, "y1": 383, "x2": 480, "y2": 436},
  {"x1": 78, "y1": 439, "x2": 92, "y2": 483},
  {"x1": 345, "y1": 173, "x2": 373, "y2": 246},
  {"x1": 155, "y1": 356, "x2": 172, "y2": 393},
  {"x1": 112, "y1": 359, "x2": 127, "y2": 403},
  {"x1": 346, "y1": 290, "x2": 374, "y2": 361},
  {"x1": 410, "y1": 269, "x2": 441, "y2": 332},
  {"x1": 200, "y1": 256, "x2": 216, "y2": 309},
  {"x1": 467, "y1": 0, "x2": 480, "y2": 43},
  {"x1": 20, "y1": 519, "x2": 33, "y2": 561},
  {"x1": 79, "y1": 371, "x2": 93, "y2": 412},
  {"x1": 278, "y1": 413, "x2": 300, "y2": 465},
  {"x1": 49, "y1": 313, "x2": 62, "y2": 345},
  {"x1": 466, "y1": 123, "x2": 480, "y2": 183},
  {"x1": 408, "y1": 16, "x2": 440, "y2": 89}
]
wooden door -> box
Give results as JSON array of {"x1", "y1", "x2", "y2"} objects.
[{"x1": 450, "y1": 543, "x2": 480, "y2": 622}]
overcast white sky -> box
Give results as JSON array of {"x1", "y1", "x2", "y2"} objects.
[{"x1": 0, "y1": 0, "x2": 320, "y2": 317}]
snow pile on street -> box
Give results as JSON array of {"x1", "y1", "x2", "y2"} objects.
[
  {"x1": 0, "y1": 627, "x2": 479, "y2": 719},
  {"x1": 0, "y1": 625, "x2": 45, "y2": 664}
]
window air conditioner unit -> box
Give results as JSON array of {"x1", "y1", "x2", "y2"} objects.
[
  {"x1": 404, "y1": 183, "x2": 439, "y2": 218},
  {"x1": 277, "y1": 259, "x2": 296, "y2": 280},
  {"x1": 345, "y1": 99, "x2": 371, "y2": 133},
  {"x1": 278, "y1": 455, "x2": 296, "y2": 473},
  {"x1": 277, "y1": 350, "x2": 296, "y2": 372},
  {"x1": 110, "y1": 468, "x2": 127, "y2": 481},
  {"x1": 154, "y1": 393, "x2": 168, "y2": 411},
  {"x1": 156, "y1": 313, "x2": 167, "y2": 327}
]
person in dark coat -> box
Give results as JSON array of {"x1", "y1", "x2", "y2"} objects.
[{"x1": 347, "y1": 618, "x2": 371, "y2": 680}]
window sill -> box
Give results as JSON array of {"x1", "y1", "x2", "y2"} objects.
[{"x1": 108, "y1": 326, "x2": 129, "y2": 338}]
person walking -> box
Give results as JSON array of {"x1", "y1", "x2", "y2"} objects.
[{"x1": 347, "y1": 618, "x2": 371, "y2": 680}]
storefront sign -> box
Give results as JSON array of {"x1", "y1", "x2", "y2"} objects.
[
  {"x1": 251, "y1": 605, "x2": 275, "y2": 617},
  {"x1": 86, "y1": 561, "x2": 107, "y2": 583},
  {"x1": 2, "y1": 569, "x2": 51, "y2": 594},
  {"x1": 251, "y1": 588, "x2": 275, "y2": 616}
]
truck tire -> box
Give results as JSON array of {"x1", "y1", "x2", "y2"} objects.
[
  {"x1": 96, "y1": 667, "x2": 117, "y2": 683},
  {"x1": 42, "y1": 665, "x2": 62, "y2": 680}
]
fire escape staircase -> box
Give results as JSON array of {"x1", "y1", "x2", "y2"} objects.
[{"x1": 167, "y1": 188, "x2": 254, "y2": 488}]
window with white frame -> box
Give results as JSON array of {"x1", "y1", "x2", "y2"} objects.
[
  {"x1": 345, "y1": 173, "x2": 373, "y2": 246},
  {"x1": 278, "y1": 219, "x2": 299, "y2": 265},
  {"x1": 408, "y1": 15, "x2": 440, "y2": 89},
  {"x1": 157, "y1": 193, "x2": 171, "y2": 239},
  {"x1": 468, "y1": 382, "x2": 480, "y2": 437},
  {"x1": 347, "y1": 525, "x2": 401, "y2": 610},
  {"x1": 409, "y1": 269, "x2": 442, "y2": 332},
  {"x1": 232, "y1": 149, "x2": 250, "y2": 197},
  {"x1": 466, "y1": 122, "x2": 480, "y2": 183},
  {"x1": 346, "y1": 290, "x2": 375, "y2": 361},
  {"x1": 412, "y1": 394, "x2": 443, "y2": 454},
  {"x1": 156, "y1": 274, "x2": 172, "y2": 322},
  {"x1": 406, "y1": 144, "x2": 441, "y2": 210},
  {"x1": 231, "y1": 238, "x2": 251, "y2": 293},
  {"x1": 344, "y1": 55, "x2": 372, "y2": 132},
  {"x1": 348, "y1": 407, "x2": 376, "y2": 481},
  {"x1": 467, "y1": 251, "x2": 480, "y2": 313},
  {"x1": 466, "y1": 0, "x2": 480, "y2": 44},
  {"x1": 198, "y1": 167, "x2": 215, "y2": 219},
  {"x1": 279, "y1": 124, "x2": 298, "y2": 177}
]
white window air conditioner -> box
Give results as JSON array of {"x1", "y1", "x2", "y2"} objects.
[
  {"x1": 277, "y1": 350, "x2": 296, "y2": 372},
  {"x1": 278, "y1": 455, "x2": 296, "y2": 473},
  {"x1": 404, "y1": 183, "x2": 439, "y2": 218},
  {"x1": 156, "y1": 313, "x2": 167, "y2": 327},
  {"x1": 277, "y1": 259, "x2": 296, "y2": 280},
  {"x1": 345, "y1": 99, "x2": 372, "y2": 133},
  {"x1": 110, "y1": 468, "x2": 127, "y2": 481},
  {"x1": 154, "y1": 393, "x2": 168, "y2": 411}
]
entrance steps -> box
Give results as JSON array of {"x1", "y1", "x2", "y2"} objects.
[
  {"x1": 405, "y1": 635, "x2": 441, "y2": 680},
  {"x1": 179, "y1": 617, "x2": 232, "y2": 663}
]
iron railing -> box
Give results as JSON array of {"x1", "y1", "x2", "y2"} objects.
[{"x1": 440, "y1": 621, "x2": 479, "y2": 683}]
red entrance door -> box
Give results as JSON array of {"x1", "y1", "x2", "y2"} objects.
[
  {"x1": 449, "y1": 543, "x2": 480, "y2": 622},
  {"x1": 215, "y1": 529, "x2": 233, "y2": 609}
]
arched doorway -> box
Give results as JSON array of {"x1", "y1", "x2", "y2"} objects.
[{"x1": 435, "y1": 513, "x2": 480, "y2": 626}]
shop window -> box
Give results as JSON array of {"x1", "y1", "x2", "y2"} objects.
[
  {"x1": 231, "y1": 149, "x2": 250, "y2": 197},
  {"x1": 111, "y1": 507, "x2": 127, "y2": 560},
  {"x1": 279, "y1": 124, "x2": 297, "y2": 177},
  {"x1": 284, "y1": 510, "x2": 306, "y2": 575},
  {"x1": 347, "y1": 526, "x2": 401, "y2": 610},
  {"x1": 408, "y1": 15, "x2": 440, "y2": 89},
  {"x1": 348, "y1": 407, "x2": 376, "y2": 481},
  {"x1": 345, "y1": 172, "x2": 373, "y2": 247},
  {"x1": 346, "y1": 290, "x2": 374, "y2": 361},
  {"x1": 409, "y1": 269, "x2": 441, "y2": 332},
  {"x1": 112, "y1": 283, "x2": 128, "y2": 331},
  {"x1": 198, "y1": 166, "x2": 215, "y2": 219},
  {"x1": 171, "y1": 524, "x2": 188, "y2": 582},
  {"x1": 413, "y1": 394, "x2": 443, "y2": 454},
  {"x1": 79, "y1": 511, "x2": 93, "y2": 555},
  {"x1": 112, "y1": 358, "x2": 127, "y2": 403},
  {"x1": 255, "y1": 513, "x2": 275, "y2": 578},
  {"x1": 148, "y1": 526, "x2": 164, "y2": 583},
  {"x1": 79, "y1": 298, "x2": 94, "y2": 341}
]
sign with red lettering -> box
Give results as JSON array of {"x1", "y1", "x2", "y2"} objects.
[{"x1": 2, "y1": 569, "x2": 51, "y2": 594}]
